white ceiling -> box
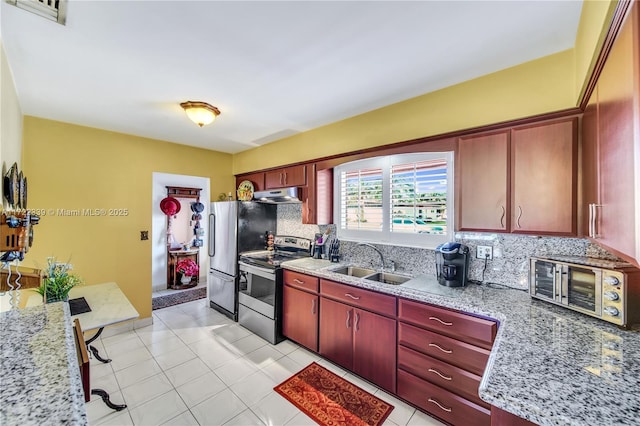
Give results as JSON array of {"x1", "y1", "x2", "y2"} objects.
[{"x1": 1, "y1": 1, "x2": 583, "y2": 154}]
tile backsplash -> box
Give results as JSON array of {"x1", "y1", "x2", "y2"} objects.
[{"x1": 277, "y1": 204, "x2": 621, "y2": 290}]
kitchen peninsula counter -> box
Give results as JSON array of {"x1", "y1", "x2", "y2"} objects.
[
  {"x1": 0, "y1": 301, "x2": 87, "y2": 425},
  {"x1": 282, "y1": 258, "x2": 640, "y2": 426}
]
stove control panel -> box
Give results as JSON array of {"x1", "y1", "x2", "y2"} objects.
[{"x1": 274, "y1": 236, "x2": 312, "y2": 253}]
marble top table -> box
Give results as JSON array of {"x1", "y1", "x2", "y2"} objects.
[
  {"x1": 69, "y1": 282, "x2": 139, "y2": 332},
  {"x1": 0, "y1": 302, "x2": 88, "y2": 425}
]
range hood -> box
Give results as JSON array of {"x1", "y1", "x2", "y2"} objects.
[{"x1": 253, "y1": 187, "x2": 301, "y2": 203}]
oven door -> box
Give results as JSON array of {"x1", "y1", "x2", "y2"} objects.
[
  {"x1": 238, "y1": 261, "x2": 276, "y2": 319},
  {"x1": 530, "y1": 258, "x2": 559, "y2": 302},
  {"x1": 562, "y1": 264, "x2": 602, "y2": 316}
]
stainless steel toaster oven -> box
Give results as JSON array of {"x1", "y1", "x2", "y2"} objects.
[{"x1": 530, "y1": 256, "x2": 640, "y2": 327}]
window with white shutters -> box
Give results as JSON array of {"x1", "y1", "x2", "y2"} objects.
[
  {"x1": 342, "y1": 167, "x2": 383, "y2": 231},
  {"x1": 390, "y1": 159, "x2": 448, "y2": 235},
  {"x1": 334, "y1": 152, "x2": 453, "y2": 248}
]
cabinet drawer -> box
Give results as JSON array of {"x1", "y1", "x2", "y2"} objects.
[
  {"x1": 283, "y1": 270, "x2": 318, "y2": 293},
  {"x1": 320, "y1": 279, "x2": 396, "y2": 317},
  {"x1": 397, "y1": 369, "x2": 490, "y2": 426},
  {"x1": 398, "y1": 345, "x2": 487, "y2": 408},
  {"x1": 398, "y1": 322, "x2": 490, "y2": 376},
  {"x1": 398, "y1": 299, "x2": 497, "y2": 348}
]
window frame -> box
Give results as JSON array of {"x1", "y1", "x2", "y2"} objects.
[{"x1": 333, "y1": 152, "x2": 454, "y2": 249}]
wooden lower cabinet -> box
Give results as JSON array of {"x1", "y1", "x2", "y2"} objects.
[
  {"x1": 319, "y1": 296, "x2": 396, "y2": 393},
  {"x1": 398, "y1": 298, "x2": 497, "y2": 350},
  {"x1": 398, "y1": 297, "x2": 497, "y2": 425},
  {"x1": 282, "y1": 284, "x2": 319, "y2": 352},
  {"x1": 318, "y1": 297, "x2": 353, "y2": 368},
  {"x1": 398, "y1": 345, "x2": 486, "y2": 408},
  {"x1": 398, "y1": 369, "x2": 491, "y2": 426},
  {"x1": 353, "y1": 308, "x2": 397, "y2": 394},
  {"x1": 281, "y1": 272, "x2": 505, "y2": 424},
  {"x1": 398, "y1": 322, "x2": 490, "y2": 376}
]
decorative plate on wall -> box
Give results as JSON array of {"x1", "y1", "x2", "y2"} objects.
[
  {"x1": 237, "y1": 180, "x2": 254, "y2": 201},
  {"x1": 3, "y1": 163, "x2": 19, "y2": 208}
]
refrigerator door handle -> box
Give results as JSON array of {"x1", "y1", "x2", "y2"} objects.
[
  {"x1": 208, "y1": 213, "x2": 216, "y2": 257},
  {"x1": 209, "y1": 269, "x2": 235, "y2": 281}
]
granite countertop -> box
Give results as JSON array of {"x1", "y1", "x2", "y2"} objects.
[
  {"x1": 282, "y1": 258, "x2": 640, "y2": 426},
  {"x1": 0, "y1": 301, "x2": 88, "y2": 425}
]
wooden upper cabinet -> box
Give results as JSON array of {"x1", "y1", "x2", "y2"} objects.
[
  {"x1": 265, "y1": 165, "x2": 306, "y2": 189},
  {"x1": 586, "y1": 2, "x2": 640, "y2": 266},
  {"x1": 582, "y1": 86, "x2": 599, "y2": 238},
  {"x1": 235, "y1": 172, "x2": 265, "y2": 192},
  {"x1": 457, "y1": 118, "x2": 577, "y2": 236},
  {"x1": 457, "y1": 131, "x2": 509, "y2": 232},
  {"x1": 511, "y1": 118, "x2": 577, "y2": 235},
  {"x1": 303, "y1": 165, "x2": 333, "y2": 225}
]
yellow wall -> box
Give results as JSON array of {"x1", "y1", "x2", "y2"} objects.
[
  {"x1": 1, "y1": 41, "x2": 23, "y2": 181},
  {"x1": 574, "y1": 0, "x2": 617, "y2": 101},
  {"x1": 21, "y1": 117, "x2": 233, "y2": 318},
  {"x1": 233, "y1": 49, "x2": 576, "y2": 174},
  {"x1": 232, "y1": 1, "x2": 616, "y2": 175}
]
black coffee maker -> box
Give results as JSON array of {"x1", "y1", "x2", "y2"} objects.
[{"x1": 435, "y1": 242, "x2": 470, "y2": 287}]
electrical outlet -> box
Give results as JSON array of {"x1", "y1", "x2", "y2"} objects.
[{"x1": 477, "y1": 245, "x2": 493, "y2": 260}]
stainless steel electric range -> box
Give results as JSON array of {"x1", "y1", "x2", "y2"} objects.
[{"x1": 238, "y1": 236, "x2": 312, "y2": 344}]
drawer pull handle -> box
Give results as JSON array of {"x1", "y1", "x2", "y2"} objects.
[
  {"x1": 346, "y1": 310, "x2": 351, "y2": 329},
  {"x1": 293, "y1": 278, "x2": 305, "y2": 284},
  {"x1": 345, "y1": 293, "x2": 361, "y2": 300},
  {"x1": 428, "y1": 398, "x2": 452, "y2": 413},
  {"x1": 429, "y1": 316, "x2": 453, "y2": 326},
  {"x1": 428, "y1": 343, "x2": 453, "y2": 354},
  {"x1": 311, "y1": 299, "x2": 316, "y2": 315},
  {"x1": 355, "y1": 312, "x2": 360, "y2": 331},
  {"x1": 428, "y1": 368, "x2": 452, "y2": 381}
]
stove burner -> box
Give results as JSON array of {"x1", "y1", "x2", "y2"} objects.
[
  {"x1": 239, "y1": 235, "x2": 312, "y2": 270},
  {"x1": 240, "y1": 251, "x2": 308, "y2": 269}
]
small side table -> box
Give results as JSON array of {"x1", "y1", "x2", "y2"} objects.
[{"x1": 167, "y1": 250, "x2": 199, "y2": 289}]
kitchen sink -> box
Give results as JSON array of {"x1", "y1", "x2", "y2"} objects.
[
  {"x1": 331, "y1": 266, "x2": 377, "y2": 278},
  {"x1": 365, "y1": 272, "x2": 412, "y2": 285}
]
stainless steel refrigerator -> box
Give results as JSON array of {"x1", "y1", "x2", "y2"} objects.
[{"x1": 208, "y1": 201, "x2": 277, "y2": 320}]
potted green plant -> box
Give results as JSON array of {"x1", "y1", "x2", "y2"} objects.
[{"x1": 34, "y1": 257, "x2": 83, "y2": 303}]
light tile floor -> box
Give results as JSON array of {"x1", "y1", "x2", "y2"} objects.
[{"x1": 86, "y1": 298, "x2": 446, "y2": 426}]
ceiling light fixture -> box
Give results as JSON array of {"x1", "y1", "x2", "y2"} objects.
[{"x1": 180, "y1": 101, "x2": 221, "y2": 127}]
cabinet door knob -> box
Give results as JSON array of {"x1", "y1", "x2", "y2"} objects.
[
  {"x1": 346, "y1": 310, "x2": 351, "y2": 329},
  {"x1": 500, "y1": 205, "x2": 505, "y2": 228},
  {"x1": 311, "y1": 299, "x2": 316, "y2": 315}
]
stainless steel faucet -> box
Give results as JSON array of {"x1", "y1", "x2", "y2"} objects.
[{"x1": 356, "y1": 243, "x2": 386, "y2": 271}]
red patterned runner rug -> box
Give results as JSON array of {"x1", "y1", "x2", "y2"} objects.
[{"x1": 274, "y1": 362, "x2": 394, "y2": 426}]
